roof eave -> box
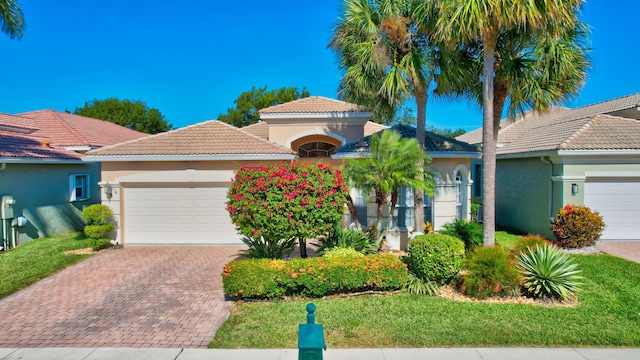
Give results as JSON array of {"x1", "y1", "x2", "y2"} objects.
[
  {"x1": 85, "y1": 154, "x2": 297, "y2": 162},
  {"x1": 332, "y1": 151, "x2": 481, "y2": 160},
  {"x1": 260, "y1": 112, "x2": 371, "y2": 120},
  {"x1": 0, "y1": 157, "x2": 84, "y2": 164}
]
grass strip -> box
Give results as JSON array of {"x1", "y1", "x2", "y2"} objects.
[{"x1": 0, "y1": 232, "x2": 93, "y2": 299}]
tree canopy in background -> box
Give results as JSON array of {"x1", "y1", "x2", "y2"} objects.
[
  {"x1": 73, "y1": 98, "x2": 172, "y2": 134},
  {"x1": 218, "y1": 86, "x2": 310, "y2": 128}
]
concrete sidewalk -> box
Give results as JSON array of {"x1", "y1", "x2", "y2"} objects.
[{"x1": 2, "y1": 347, "x2": 640, "y2": 360}]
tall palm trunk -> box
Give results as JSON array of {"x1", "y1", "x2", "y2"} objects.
[
  {"x1": 493, "y1": 82, "x2": 509, "y2": 142},
  {"x1": 414, "y1": 86, "x2": 427, "y2": 233},
  {"x1": 481, "y1": 29, "x2": 498, "y2": 246}
]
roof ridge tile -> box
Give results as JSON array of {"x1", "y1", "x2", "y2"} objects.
[{"x1": 559, "y1": 116, "x2": 598, "y2": 149}]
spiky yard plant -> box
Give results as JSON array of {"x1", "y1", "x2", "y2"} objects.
[{"x1": 517, "y1": 244, "x2": 582, "y2": 301}]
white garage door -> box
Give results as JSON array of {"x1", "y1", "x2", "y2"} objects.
[
  {"x1": 123, "y1": 183, "x2": 241, "y2": 245},
  {"x1": 584, "y1": 179, "x2": 640, "y2": 241}
]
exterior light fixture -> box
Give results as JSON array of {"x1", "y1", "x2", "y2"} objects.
[
  {"x1": 104, "y1": 182, "x2": 113, "y2": 200},
  {"x1": 571, "y1": 183, "x2": 578, "y2": 195}
]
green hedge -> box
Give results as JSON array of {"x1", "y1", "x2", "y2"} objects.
[{"x1": 222, "y1": 254, "x2": 409, "y2": 299}]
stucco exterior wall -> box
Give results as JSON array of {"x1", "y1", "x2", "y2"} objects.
[
  {"x1": 267, "y1": 121, "x2": 368, "y2": 148},
  {"x1": 495, "y1": 157, "x2": 554, "y2": 238},
  {"x1": 0, "y1": 162, "x2": 101, "y2": 244},
  {"x1": 560, "y1": 161, "x2": 640, "y2": 206}
]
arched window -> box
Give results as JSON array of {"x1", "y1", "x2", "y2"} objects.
[{"x1": 298, "y1": 142, "x2": 337, "y2": 158}]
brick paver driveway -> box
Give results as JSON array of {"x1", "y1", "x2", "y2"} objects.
[{"x1": 0, "y1": 246, "x2": 243, "y2": 348}]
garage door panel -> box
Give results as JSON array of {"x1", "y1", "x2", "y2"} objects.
[
  {"x1": 123, "y1": 183, "x2": 241, "y2": 245},
  {"x1": 585, "y1": 179, "x2": 640, "y2": 241}
]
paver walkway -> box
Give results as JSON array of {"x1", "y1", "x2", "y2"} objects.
[
  {"x1": 596, "y1": 241, "x2": 640, "y2": 264},
  {"x1": 0, "y1": 246, "x2": 243, "y2": 348}
]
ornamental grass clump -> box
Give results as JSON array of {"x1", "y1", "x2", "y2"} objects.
[
  {"x1": 517, "y1": 244, "x2": 582, "y2": 301},
  {"x1": 313, "y1": 224, "x2": 376, "y2": 255},
  {"x1": 461, "y1": 246, "x2": 521, "y2": 299},
  {"x1": 407, "y1": 234, "x2": 465, "y2": 284},
  {"x1": 551, "y1": 204, "x2": 606, "y2": 248}
]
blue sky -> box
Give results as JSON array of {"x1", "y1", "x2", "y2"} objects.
[{"x1": 1, "y1": 0, "x2": 638, "y2": 131}]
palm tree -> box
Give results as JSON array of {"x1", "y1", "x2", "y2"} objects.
[
  {"x1": 434, "y1": 0, "x2": 585, "y2": 246},
  {"x1": 1, "y1": 0, "x2": 25, "y2": 39},
  {"x1": 343, "y1": 129, "x2": 435, "y2": 246},
  {"x1": 330, "y1": 0, "x2": 437, "y2": 232}
]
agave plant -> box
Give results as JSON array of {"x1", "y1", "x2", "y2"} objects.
[{"x1": 517, "y1": 244, "x2": 582, "y2": 300}]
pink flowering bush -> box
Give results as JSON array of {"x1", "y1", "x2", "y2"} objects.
[{"x1": 227, "y1": 161, "x2": 348, "y2": 257}]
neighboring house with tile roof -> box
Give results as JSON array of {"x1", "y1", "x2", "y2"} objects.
[
  {"x1": 458, "y1": 92, "x2": 640, "y2": 241},
  {"x1": 0, "y1": 111, "x2": 147, "y2": 248},
  {"x1": 87, "y1": 96, "x2": 479, "y2": 249}
]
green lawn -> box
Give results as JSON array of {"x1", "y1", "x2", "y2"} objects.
[
  {"x1": 211, "y1": 254, "x2": 640, "y2": 348},
  {"x1": 0, "y1": 232, "x2": 94, "y2": 299}
]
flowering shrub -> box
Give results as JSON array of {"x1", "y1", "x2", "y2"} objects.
[
  {"x1": 222, "y1": 254, "x2": 408, "y2": 299},
  {"x1": 461, "y1": 246, "x2": 521, "y2": 299},
  {"x1": 227, "y1": 161, "x2": 348, "y2": 257},
  {"x1": 551, "y1": 204, "x2": 606, "y2": 248}
]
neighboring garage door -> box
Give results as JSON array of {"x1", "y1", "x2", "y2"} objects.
[
  {"x1": 123, "y1": 183, "x2": 241, "y2": 245},
  {"x1": 584, "y1": 178, "x2": 640, "y2": 241}
]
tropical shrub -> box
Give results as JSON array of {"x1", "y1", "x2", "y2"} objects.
[
  {"x1": 81, "y1": 204, "x2": 114, "y2": 250},
  {"x1": 222, "y1": 254, "x2": 408, "y2": 299},
  {"x1": 83, "y1": 224, "x2": 114, "y2": 240},
  {"x1": 313, "y1": 224, "x2": 375, "y2": 255},
  {"x1": 227, "y1": 161, "x2": 348, "y2": 258},
  {"x1": 512, "y1": 234, "x2": 553, "y2": 257},
  {"x1": 322, "y1": 247, "x2": 364, "y2": 259},
  {"x1": 551, "y1": 204, "x2": 606, "y2": 248},
  {"x1": 237, "y1": 236, "x2": 297, "y2": 260},
  {"x1": 81, "y1": 204, "x2": 113, "y2": 225},
  {"x1": 407, "y1": 234, "x2": 465, "y2": 284},
  {"x1": 517, "y1": 244, "x2": 582, "y2": 300},
  {"x1": 461, "y1": 246, "x2": 521, "y2": 299},
  {"x1": 440, "y1": 219, "x2": 483, "y2": 252}
]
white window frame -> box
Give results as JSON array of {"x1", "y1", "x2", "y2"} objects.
[
  {"x1": 69, "y1": 174, "x2": 90, "y2": 202},
  {"x1": 455, "y1": 171, "x2": 463, "y2": 220}
]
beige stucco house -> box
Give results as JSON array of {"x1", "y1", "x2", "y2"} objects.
[
  {"x1": 88, "y1": 96, "x2": 480, "y2": 248},
  {"x1": 458, "y1": 93, "x2": 640, "y2": 241}
]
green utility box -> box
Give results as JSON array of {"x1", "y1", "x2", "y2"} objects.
[{"x1": 298, "y1": 303, "x2": 326, "y2": 360}]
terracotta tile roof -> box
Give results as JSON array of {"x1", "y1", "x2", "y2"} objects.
[
  {"x1": 0, "y1": 130, "x2": 83, "y2": 160},
  {"x1": 364, "y1": 121, "x2": 389, "y2": 136},
  {"x1": 17, "y1": 110, "x2": 148, "y2": 148},
  {"x1": 242, "y1": 121, "x2": 269, "y2": 139},
  {"x1": 457, "y1": 93, "x2": 640, "y2": 154},
  {"x1": 0, "y1": 113, "x2": 38, "y2": 133},
  {"x1": 259, "y1": 96, "x2": 370, "y2": 114},
  {"x1": 335, "y1": 125, "x2": 480, "y2": 155},
  {"x1": 87, "y1": 120, "x2": 296, "y2": 156}
]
